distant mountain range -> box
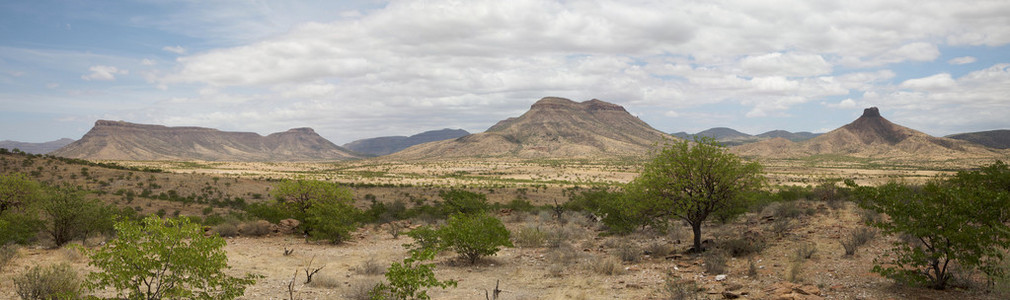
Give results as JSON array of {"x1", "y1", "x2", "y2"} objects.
[
  {"x1": 50, "y1": 120, "x2": 361, "y2": 161},
  {"x1": 0, "y1": 138, "x2": 75, "y2": 154},
  {"x1": 389, "y1": 97, "x2": 671, "y2": 159},
  {"x1": 342, "y1": 128, "x2": 470, "y2": 156},
  {"x1": 946, "y1": 130, "x2": 1010, "y2": 149},
  {"x1": 732, "y1": 107, "x2": 1005, "y2": 160},
  {"x1": 672, "y1": 128, "x2": 820, "y2": 146}
]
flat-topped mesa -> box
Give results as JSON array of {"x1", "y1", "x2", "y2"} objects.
[
  {"x1": 529, "y1": 97, "x2": 628, "y2": 112},
  {"x1": 862, "y1": 107, "x2": 881, "y2": 118}
]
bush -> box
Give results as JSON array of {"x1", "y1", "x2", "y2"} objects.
[
  {"x1": 841, "y1": 227, "x2": 877, "y2": 256},
  {"x1": 87, "y1": 216, "x2": 259, "y2": 299},
  {"x1": 14, "y1": 263, "x2": 83, "y2": 300},
  {"x1": 718, "y1": 236, "x2": 767, "y2": 257},
  {"x1": 214, "y1": 222, "x2": 239, "y2": 237},
  {"x1": 616, "y1": 241, "x2": 641, "y2": 263},
  {"x1": 370, "y1": 248, "x2": 457, "y2": 300},
  {"x1": 794, "y1": 242, "x2": 816, "y2": 260},
  {"x1": 0, "y1": 212, "x2": 42, "y2": 245},
  {"x1": 589, "y1": 256, "x2": 625, "y2": 276},
  {"x1": 513, "y1": 226, "x2": 547, "y2": 248},
  {"x1": 702, "y1": 249, "x2": 728, "y2": 274},
  {"x1": 1, "y1": 244, "x2": 18, "y2": 272},
  {"x1": 439, "y1": 212, "x2": 513, "y2": 264},
  {"x1": 404, "y1": 225, "x2": 442, "y2": 253},
  {"x1": 356, "y1": 258, "x2": 385, "y2": 276},
  {"x1": 849, "y1": 161, "x2": 1010, "y2": 290},
  {"x1": 663, "y1": 277, "x2": 704, "y2": 300},
  {"x1": 239, "y1": 220, "x2": 273, "y2": 237},
  {"x1": 438, "y1": 189, "x2": 489, "y2": 216},
  {"x1": 305, "y1": 198, "x2": 360, "y2": 244},
  {"x1": 646, "y1": 242, "x2": 673, "y2": 258}
]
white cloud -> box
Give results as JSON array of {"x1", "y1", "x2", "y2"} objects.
[
  {"x1": 162, "y1": 46, "x2": 187, "y2": 54},
  {"x1": 664, "y1": 110, "x2": 680, "y2": 117},
  {"x1": 739, "y1": 52, "x2": 832, "y2": 77},
  {"x1": 948, "y1": 56, "x2": 977, "y2": 65},
  {"x1": 900, "y1": 73, "x2": 955, "y2": 91},
  {"x1": 825, "y1": 98, "x2": 859, "y2": 109},
  {"x1": 141, "y1": 59, "x2": 157, "y2": 66},
  {"x1": 81, "y1": 65, "x2": 128, "y2": 81}
]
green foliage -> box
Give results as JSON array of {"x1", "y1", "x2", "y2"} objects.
[
  {"x1": 566, "y1": 188, "x2": 640, "y2": 234},
  {"x1": 848, "y1": 161, "x2": 1010, "y2": 290},
  {"x1": 439, "y1": 212, "x2": 513, "y2": 264},
  {"x1": 13, "y1": 263, "x2": 83, "y2": 300},
  {"x1": 87, "y1": 216, "x2": 259, "y2": 299},
  {"x1": 271, "y1": 179, "x2": 359, "y2": 238},
  {"x1": 404, "y1": 225, "x2": 443, "y2": 254},
  {"x1": 0, "y1": 212, "x2": 43, "y2": 245},
  {"x1": 370, "y1": 248, "x2": 457, "y2": 300},
  {"x1": 0, "y1": 172, "x2": 44, "y2": 214},
  {"x1": 38, "y1": 186, "x2": 115, "y2": 247},
  {"x1": 305, "y1": 197, "x2": 360, "y2": 244},
  {"x1": 438, "y1": 189, "x2": 489, "y2": 216},
  {"x1": 245, "y1": 201, "x2": 293, "y2": 223},
  {"x1": 627, "y1": 137, "x2": 765, "y2": 251}
]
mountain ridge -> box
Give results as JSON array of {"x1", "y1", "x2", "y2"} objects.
[
  {"x1": 50, "y1": 120, "x2": 360, "y2": 161},
  {"x1": 388, "y1": 97, "x2": 672, "y2": 159},
  {"x1": 342, "y1": 128, "x2": 470, "y2": 156},
  {"x1": 0, "y1": 138, "x2": 75, "y2": 154}
]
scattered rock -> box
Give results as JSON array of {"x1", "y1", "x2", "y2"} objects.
[
  {"x1": 715, "y1": 274, "x2": 727, "y2": 281},
  {"x1": 722, "y1": 291, "x2": 741, "y2": 299}
]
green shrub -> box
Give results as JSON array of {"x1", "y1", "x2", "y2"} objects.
[
  {"x1": 370, "y1": 248, "x2": 457, "y2": 300},
  {"x1": 404, "y1": 225, "x2": 442, "y2": 253},
  {"x1": 849, "y1": 161, "x2": 1010, "y2": 290},
  {"x1": 438, "y1": 189, "x2": 489, "y2": 216},
  {"x1": 718, "y1": 236, "x2": 767, "y2": 257},
  {"x1": 13, "y1": 263, "x2": 83, "y2": 300},
  {"x1": 439, "y1": 212, "x2": 513, "y2": 264},
  {"x1": 87, "y1": 216, "x2": 259, "y2": 299},
  {"x1": 0, "y1": 212, "x2": 43, "y2": 245},
  {"x1": 214, "y1": 222, "x2": 239, "y2": 237},
  {"x1": 305, "y1": 199, "x2": 360, "y2": 244}
]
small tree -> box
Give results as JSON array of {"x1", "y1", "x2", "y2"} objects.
[
  {"x1": 273, "y1": 179, "x2": 357, "y2": 236},
  {"x1": 628, "y1": 137, "x2": 764, "y2": 252},
  {"x1": 38, "y1": 186, "x2": 113, "y2": 247},
  {"x1": 370, "y1": 248, "x2": 457, "y2": 300},
  {"x1": 849, "y1": 161, "x2": 1010, "y2": 290},
  {"x1": 439, "y1": 212, "x2": 512, "y2": 264},
  {"x1": 87, "y1": 216, "x2": 258, "y2": 299}
]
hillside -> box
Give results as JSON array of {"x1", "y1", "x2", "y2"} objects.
[
  {"x1": 732, "y1": 107, "x2": 1007, "y2": 161},
  {"x1": 946, "y1": 130, "x2": 1010, "y2": 149},
  {"x1": 0, "y1": 138, "x2": 75, "y2": 154},
  {"x1": 50, "y1": 120, "x2": 361, "y2": 161},
  {"x1": 342, "y1": 128, "x2": 470, "y2": 156},
  {"x1": 672, "y1": 128, "x2": 818, "y2": 146},
  {"x1": 388, "y1": 97, "x2": 672, "y2": 159}
]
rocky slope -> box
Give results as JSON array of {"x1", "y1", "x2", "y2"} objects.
[
  {"x1": 50, "y1": 120, "x2": 360, "y2": 161},
  {"x1": 674, "y1": 128, "x2": 819, "y2": 146},
  {"x1": 342, "y1": 129, "x2": 470, "y2": 156},
  {"x1": 388, "y1": 97, "x2": 672, "y2": 159},
  {"x1": 946, "y1": 130, "x2": 1010, "y2": 149},
  {"x1": 0, "y1": 138, "x2": 75, "y2": 154},
  {"x1": 732, "y1": 107, "x2": 1006, "y2": 160}
]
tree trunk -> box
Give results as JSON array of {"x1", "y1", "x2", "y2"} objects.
[{"x1": 691, "y1": 222, "x2": 703, "y2": 252}]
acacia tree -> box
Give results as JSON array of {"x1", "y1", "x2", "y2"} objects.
[
  {"x1": 0, "y1": 172, "x2": 43, "y2": 214},
  {"x1": 628, "y1": 137, "x2": 764, "y2": 252}
]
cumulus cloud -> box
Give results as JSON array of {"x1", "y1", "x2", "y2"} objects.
[
  {"x1": 948, "y1": 56, "x2": 977, "y2": 65},
  {"x1": 132, "y1": 0, "x2": 1010, "y2": 140},
  {"x1": 81, "y1": 65, "x2": 128, "y2": 81}
]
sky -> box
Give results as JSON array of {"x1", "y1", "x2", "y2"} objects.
[{"x1": 1, "y1": 0, "x2": 1009, "y2": 144}]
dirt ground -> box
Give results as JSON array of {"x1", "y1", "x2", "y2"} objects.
[{"x1": 2, "y1": 202, "x2": 1004, "y2": 300}]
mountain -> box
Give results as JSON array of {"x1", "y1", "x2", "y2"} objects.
[
  {"x1": 755, "y1": 130, "x2": 820, "y2": 142},
  {"x1": 388, "y1": 97, "x2": 672, "y2": 159},
  {"x1": 50, "y1": 120, "x2": 361, "y2": 161},
  {"x1": 671, "y1": 128, "x2": 818, "y2": 146},
  {"x1": 946, "y1": 130, "x2": 1010, "y2": 149},
  {"x1": 342, "y1": 129, "x2": 470, "y2": 156},
  {"x1": 732, "y1": 107, "x2": 1005, "y2": 160},
  {"x1": 0, "y1": 138, "x2": 75, "y2": 154}
]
